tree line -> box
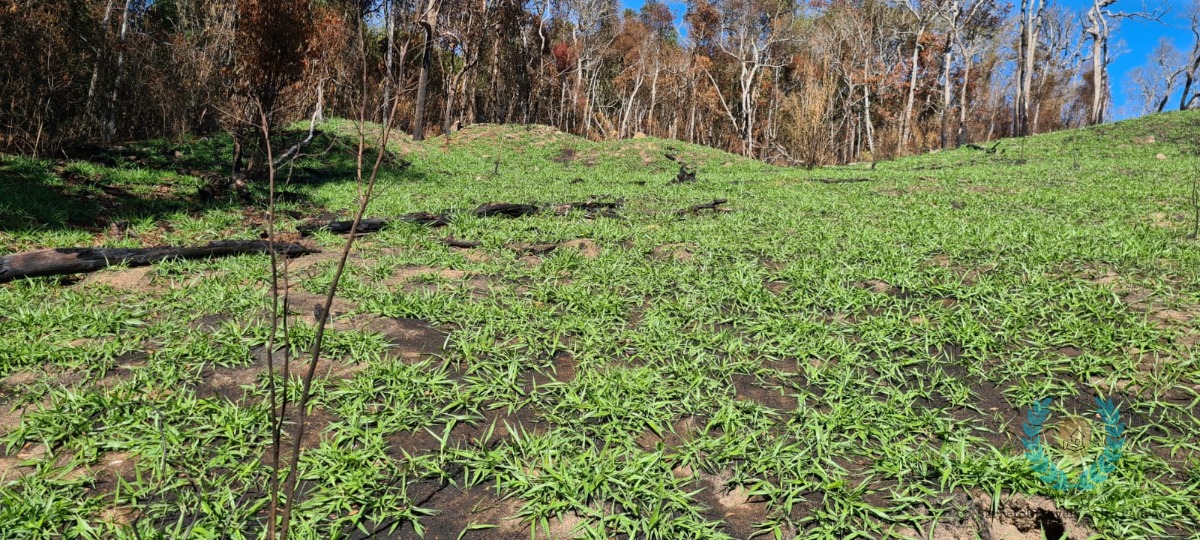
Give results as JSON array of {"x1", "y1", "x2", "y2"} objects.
[{"x1": 2, "y1": 0, "x2": 1198, "y2": 168}]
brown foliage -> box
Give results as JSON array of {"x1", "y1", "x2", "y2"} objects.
[{"x1": 0, "y1": 0, "x2": 1116, "y2": 165}]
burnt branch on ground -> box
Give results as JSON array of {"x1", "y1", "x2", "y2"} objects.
[
  {"x1": 671, "y1": 164, "x2": 697, "y2": 184},
  {"x1": 676, "y1": 199, "x2": 729, "y2": 215},
  {"x1": 442, "y1": 237, "x2": 483, "y2": 248},
  {"x1": 473, "y1": 202, "x2": 540, "y2": 218},
  {"x1": 297, "y1": 199, "x2": 624, "y2": 238},
  {"x1": 815, "y1": 177, "x2": 873, "y2": 184},
  {"x1": 0, "y1": 241, "x2": 315, "y2": 283},
  {"x1": 296, "y1": 212, "x2": 452, "y2": 235}
]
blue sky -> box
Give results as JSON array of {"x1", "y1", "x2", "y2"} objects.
[
  {"x1": 620, "y1": 0, "x2": 1197, "y2": 120},
  {"x1": 1067, "y1": 0, "x2": 1196, "y2": 118}
]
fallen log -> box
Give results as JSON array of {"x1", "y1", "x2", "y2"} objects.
[
  {"x1": 442, "y1": 237, "x2": 483, "y2": 248},
  {"x1": 300, "y1": 200, "x2": 621, "y2": 239},
  {"x1": 815, "y1": 177, "x2": 873, "y2": 184},
  {"x1": 508, "y1": 242, "x2": 559, "y2": 255},
  {"x1": 562, "y1": 200, "x2": 623, "y2": 211},
  {"x1": 551, "y1": 200, "x2": 624, "y2": 217},
  {"x1": 0, "y1": 240, "x2": 315, "y2": 283},
  {"x1": 297, "y1": 212, "x2": 451, "y2": 236},
  {"x1": 676, "y1": 199, "x2": 728, "y2": 215},
  {"x1": 474, "y1": 202, "x2": 540, "y2": 218},
  {"x1": 297, "y1": 217, "x2": 391, "y2": 236}
]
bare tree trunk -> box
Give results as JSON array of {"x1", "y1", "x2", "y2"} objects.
[
  {"x1": 940, "y1": 32, "x2": 954, "y2": 149},
  {"x1": 862, "y1": 59, "x2": 876, "y2": 157},
  {"x1": 442, "y1": 75, "x2": 457, "y2": 136},
  {"x1": 687, "y1": 55, "x2": 698, "y2": 143},
  {"x1": 899, "y1": 24, "x2": 925, "y2": 152},
  {"x1": 646, "y1": 58, "x2": 660, "y2": 135},
  {"x1": 104, "y1": 0, "x2": 133, "y2": 143},
  {"x1": 488, "y1": 36, "x2": 501, "y2": 122},
  {"x1": 383, "y1": 0, "x2": 396, "y2": 123},
  {"x1": 619, "y1": 62, "x2": 644, "y2": 137},
  {"x1": 1182, "y1": 10, "x2": 1200, "y2": 110},
  {"x1": 1182, "y1": 71, "x2": 1197, "y2": 111},
  {"x1": 86, "y1": 0, "x2": 116, "y2": 115},
  {"x1": 412, "y1": 5, "x2": 438, "y2": 140},
  {"x1": 740, "y1": 63, "x2": 758, "y2": 157},
  {"x1": 572, "y1": 25, "x2": 584, "y2": 134},
  {"x1": 1016, "y1": 0, "x2": 1043, "y2": 136},
  {"x1": 957, "y1": 53, "x2": 972, "y2": 146},
  {"x1": 1085, "y1": 1, "x2": 1114, "y2": 126}
]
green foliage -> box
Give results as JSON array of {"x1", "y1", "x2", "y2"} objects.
[{"x1": 3, "y1": 113, "x2": 1200, "y2": 538}]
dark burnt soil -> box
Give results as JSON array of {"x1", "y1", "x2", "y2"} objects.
[{"x1": 732, "y1": 372, "x2": 796, "y2": 413}]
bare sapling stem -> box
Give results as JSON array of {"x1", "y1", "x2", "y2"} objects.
[
  {"x1": 257, "y1": 104, "x2": 284, "y2": 540},
  {"x1": 276, "y1": 19, "x2": 405, "y2": 538}
]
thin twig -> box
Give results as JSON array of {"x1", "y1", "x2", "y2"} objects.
[{"x1": 276, "y1": 47, "x2": 405, "y2": 540}]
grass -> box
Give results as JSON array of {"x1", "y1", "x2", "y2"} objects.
[{"x1": 1, "y1": 113, "x2": 1200, "y2": 539}]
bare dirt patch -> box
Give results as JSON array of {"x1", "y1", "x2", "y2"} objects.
[
  {"x1": 526, "y1": 351, "x2": 578, "y2": 388},
  {"x1": 0, "y1": 370, "x2": 40, "y2": 405},
  {"x1": 626, "y1": 297, "x2": 653, "y2": 329},
  {"x1": 80, "y1": 266, "x2": 155, "y2": 291},
  {"x1": 82, "y1": 451, "x2": 140, "y2": 493},
  {"x1": 0, "y1": 440, "x2": 70, "y2": 482},
  {"x1": 980, "y1": 492, "x2": 1096, "y2": 540},
  {"x1": 1111, "y1": 282, "x2": 1200, "y2": 329},
  {"x1": 286, "y1": 250, "x2": 351, "y2": 276},
  {"x1": 553, "y1": 146, "x2": 578, "y2": 165},
  {"x1": 732, "y1": 373, "x2": 795, "y2": 412},
  {"x1": 350, "y1": 316, "x2": 448, "y2": 362},
  {"x1": 189, "y1": 313, "x2": 232, "y2": 332},
  {"x1": 1148, "y1": 212, "x2": 1177, "y2": 228},
  {"x1": 395, "y1": 483, "x2": 585, "y2": 540},
  {"x1": 94, "y1": 350, "x2": 149, "y2": 389},
  {"x1": 410, "y1": 486, "x2": 529, "y2": 539},
  {"x1": 193, "y1": 346, "x2": 364, "y2": 403},
  {"x1": 894, "y1": 491, "x2": 1096, "y2": 540},
  {"x1": 691, "y1": 468, "x2": 773, "y2": 540},
  {"x1": 637, "y1": 415, "x2": 699, "y2": 451},
  {"x1": 854, "y1": 279, "x2": 895, "y2": 295},
  {"x1": 381, "y1": 266, "x2": 470, "y2": 291},
  {"x1": 287, "y1": 292, "x2": 358, "y2": 327},
  {"x1": 1075, "y1": 265, "x2": 1120, "y2": 286},
  {"x1": 559, "y1": 239, "x2": 601, "y2": 259},
  {"x1": 649, "y1": 243, "x2": 696, "y2": 262},
  {"x1": 194, "y1": 349, "x2": 272, "y2": 402},
  {"x1": 455, "y1": 247, "x2": 493, "y2": 263},
  {"x1": 929, "y1": 255, "x2": 994, "y2": 286}
]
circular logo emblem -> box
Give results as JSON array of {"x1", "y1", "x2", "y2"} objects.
[{"x1": 1020, "y1": 397, "x2": 1126, "y2": 491}]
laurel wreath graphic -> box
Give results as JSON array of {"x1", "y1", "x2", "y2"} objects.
[{"x1": 1020, "y1": 396, "x2": 1126, "y2": 491}]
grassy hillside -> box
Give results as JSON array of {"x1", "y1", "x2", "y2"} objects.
[{"x1": 2, "y1": 113, "x2": 1199, "y2": 539}]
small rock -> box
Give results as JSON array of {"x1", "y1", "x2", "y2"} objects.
[{"x1": 1156, "y1": 153, "x2": 1167, "y2": 160}]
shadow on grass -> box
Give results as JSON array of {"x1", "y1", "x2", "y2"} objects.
[{"x1": 0, "y1": 129, "x2": 420, "y2": 234}]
